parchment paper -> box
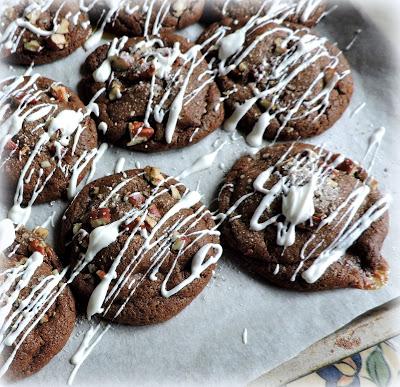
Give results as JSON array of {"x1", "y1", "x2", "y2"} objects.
[{"x1": 1, "y1": 2, "x2": 400, "y2": 386}]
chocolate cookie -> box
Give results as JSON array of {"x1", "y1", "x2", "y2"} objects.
[
  {"x1": 198, "y1": 22, "x2": 353, "y2": 145},
  {"x1": 0, "y1": 0, "x2": 91, "y2": 65},
  {"x1": 78, "y1": 32, "x2": 224, "y2": 152},
  {"x1": 59, "y1": 167, "x2": 222, "y2": 325},
  {"x1": 0, "y1": 220, "x2": 76, "y2": 379},
  {"x1": 90, "y1": 0, "x2": 205, "y2": 38},
  {"x1": 218, "y1": 143, "x2": 389, "y2": 291},
  {"x1": 0, "y1": 75, "x2": 98, "y2": 224},
  {"x1": 202, "y1": 0, "x2": 326, "y2": 28}
]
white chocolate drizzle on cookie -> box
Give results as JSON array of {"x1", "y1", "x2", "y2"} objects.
[
  {"x1": 65, "y1": 170, "x2": 223, "y2": 382},
  {"x1": 0, "y1": 0, "x2": 91, "y2": 55},
  {"x1": 221, "y1": 129, "x2": 389, "y2": 285},
  {"x1": 0, "y1": 74, "x2": 104, "y2": 225},
  {"x1": 0, "y1": 229, "x2": 71, "y2": 377},
  {"x1": 198, "y1": 1, "x2": 349, "y2": 147},
  {"x1": 91, "y1": 34, "x2": 220, "y2": 145}
]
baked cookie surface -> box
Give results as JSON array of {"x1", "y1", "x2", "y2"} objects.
[
  {"x1": 0, "y1": 76, "x2": 98, "y2": 222},
  {"x1": 59, "y1": 167, "x2": 221, "y2": 325},
  {"x1": 90, "y1": 0, "x2": 205, "y2": 37},
  {"x1": 202, "y1": 0, "x2": 326, "y2": 28},
  {"x1": 198, "y1": 22, "x2": 353, "y2": 145},
  {"x1": 0, "y1": 221, "x2": 76, "y2": 379},
  {"x1": 218, "y1": 143, "x2": 389, "y2": 291},
  {"x1": 79, "y1": 32, "x2": 224, "y2": 152},
  {"x1": 0, "y1": 0, "x2": 91, "y2": 65}
]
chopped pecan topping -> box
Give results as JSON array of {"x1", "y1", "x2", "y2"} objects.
[
  {"x1": 127, "y1": 121, "x2": 154, "y2": 146},
  {"x1": 89, "y1": 208, "x2": 111, "y2": 228}
]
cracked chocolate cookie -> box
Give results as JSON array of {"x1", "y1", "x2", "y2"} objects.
[
  {"x1": 78, "y1": 32, "x2": 224, "y2": 152},
  {"x1": 202, "y1": 0, "x2": 326, "y2": 28},
  {"x1": 218, "y1": 143, "x2": 389, "y2": 291},
  {"x1": 90, "y1": 0, "x2": 205, "y2": 37},
  {"x1": 0, "y1": 0, "x2": 91, "y2": 65},
  {"x1": 0, "y1": 76, "x2": 98, "y2": 224},
  {"x1": 0, "y1": 221, "x2": 76, "y2": 379},
  {"x1": 199, "y1": 22, "x2": 353, "y2": 146},
  {"x1": 59, "y1": 167, "x2": 222, "y2": 325}
]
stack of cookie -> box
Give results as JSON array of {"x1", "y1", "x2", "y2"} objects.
[{"x1": 0, "y1": 0, "x2": 390, "y2": 382}]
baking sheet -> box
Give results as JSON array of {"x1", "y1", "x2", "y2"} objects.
[{"x1": 1, "y1": 2, "x2": 400, "y2": 386}]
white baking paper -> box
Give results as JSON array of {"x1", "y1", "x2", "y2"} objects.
[{"x1": 1, "y1": 2, "x2": 400, "y2": 386}]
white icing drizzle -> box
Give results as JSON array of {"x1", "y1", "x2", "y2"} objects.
[
  {"x1": 242, "y1": 328, "x2": 248, "y2": 344},
  {"x1": 177, "y1": 142, "x2": 225, "y2": 180},
  {"x1": 68, "y1": 324, "x2": 111, "y2": 385},
  {"x1": 98, "y1": 121, "x2": 108, "y2": 134},
  {"x1": 114, "y1": 157, "x2": 125, "y2": 174},
  {"x1": 350, "y1": 102, "x2": 366, "y2": 118},
  {"x1": 82, "y1": 142, "x2": 109, "y2": 187},
  {"x1": 0, "y1": 0, "x2": 91, "y2": 54},
  {"x1": 345, "y1": 29, "x2": 362, "y2": 51},
  {"x1": 249, "y1": 144, "x2": 338, "y2": 249},
  {"x1": 295, "y1": 0, "x2": 323, "y2": 23},
  {"x1": 93, "y1": 37, "x2": 129, "y2": 83},
  {"x1": 0, "y1": 219, "x2": 15, "y2": 252},
  {"x1": 41, "y1": 211, "x2": 57, "y2": 228}
]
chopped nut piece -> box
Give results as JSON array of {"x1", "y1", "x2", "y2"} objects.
[
  {"x1": 337, "y1": 158, "x2": 355, "y2": 174},
  {"x1": 49, "y1": 33, "x2": 67, "y2": 49},
  {"x1": 110, "y1": 55, "x2": 131, "y2": 71},
  {"x1": 33, "y1": 227, "x2": 49, "y2": 239},
  {"x1": 274, "y1": 38, "x2": 286, "y2": 54},
  {"x1": 56, "y1": 18, "x2": 70, "y2": 34},
  {"x1": 72, "y1": 223, "x2": 82, "y2": 235},
  {"x1": 109, "y1": 80, "x2": 123, "y2": 101},
  {"x1": 40, "y1": 160, "x2": 51, "y2": 169},
  {"x1": 144, "y1": 215, "x2": 157, "y2": 229},
  {"x1": 50, "y1": 85, "x2": 70, "y2": 102},
  {"x1": 128, "y1": 192, "x2": 145, "y2": 207},
  {"x1": 26, "y1": 10, "x2": 41, "y2": 24},
  {"x1": 238, "y1": 62, "x2": 248, "y2": 72},
  {"x1": 144, "y1": 166, "x2": 163, "y2": 186},
  {"x1": 171, "y1": 236, "x2": 188, "y2": 251},
  {"x1": 259, "y1": 98, "x2": 271, "y2": 109},
  {"x1": 127, "y1": 121, "x2": 154, "y2": 146},
  {"x1": 148, "y1": 204, "x2": 161, "y2": 218},
  {"x1": 89, "y1": 186, "x2": 100, "y2": 196},
  {"x1": 89, "y1": 208, "x2": 111, "y2": 228},
  {"x1": 39, "y1": 314, "x2": 49, "y2": 324},
  {"x1": 171, "y1": 0, "x2": 186, "y2": 17},
  {"x1": 4, "y1": 140, "x2": 18, "y2": 151},
  {"x1": 170, "y1": 185, "x2": 181, "y2": 199},
  {"x1": 24, "y1": 40, "x2": 42, "y2": 52},
  {"x1": 52, "y1": 269, "x2": 59, "y2": 275},
  {"x1": 28, "y1": 239, "x2": 47, "y2": 255}
]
